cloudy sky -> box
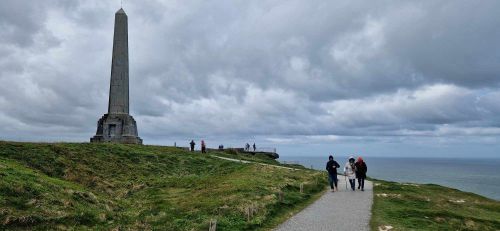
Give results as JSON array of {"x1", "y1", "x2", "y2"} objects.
[{"x1": 1, "y1": 0, "x2": 500, "y2": 157}]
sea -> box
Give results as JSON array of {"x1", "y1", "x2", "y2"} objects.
[{"x1": 279, "y1": 156, "x2": 500, "y2": 201}]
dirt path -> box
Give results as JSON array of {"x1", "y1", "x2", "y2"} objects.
[{"x1": 211, "y1": 155, "x2": 298, "y2": 170}]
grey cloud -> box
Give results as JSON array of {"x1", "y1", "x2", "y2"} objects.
[{"x1": 0, "y1": 0, "x2": 499, "y2": 149}]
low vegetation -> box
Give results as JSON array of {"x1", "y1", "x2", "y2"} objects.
[
  {"x1": 0, "y1": 141, "x2": 325, "y2": 230},
  {"x1": 371, "y1": 179, "x2": 500, "y2": 230}
]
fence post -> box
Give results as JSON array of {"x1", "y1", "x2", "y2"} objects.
[
  {"x1": 209, "y1": 219, "x2": 217, "y2": 231},
  {"x1": 278, "y1": 191, "x2": 284, "y2": 203},
  {"x1": 300, "y1": 183, "x2": 304, "y2": 193},
  {"x1": 244, "y1": 202, "x2": 259, "y2": 222},
  {"x1": 246, "y1": 206, "x2": 251, "y2": 222}
]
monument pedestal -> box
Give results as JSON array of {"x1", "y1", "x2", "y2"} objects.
[{"x1": 91, "y1": 113, "x2": 142, "y2": 144}]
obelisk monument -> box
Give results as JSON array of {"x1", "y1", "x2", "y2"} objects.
[{"x1": 91, "y1": 8, "x2": 142, "y2": 144}]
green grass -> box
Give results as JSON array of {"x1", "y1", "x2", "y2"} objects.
[
  {"x1": 371, "y1": 179, "x2": 500, "y2": 230},
  {"x1": 0, "y1": 141, "x2": 325, "y2": 230}
]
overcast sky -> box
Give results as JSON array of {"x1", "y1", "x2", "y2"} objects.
[{"x1": 1, "y1": 0, "x2": 500, "y2": 157}]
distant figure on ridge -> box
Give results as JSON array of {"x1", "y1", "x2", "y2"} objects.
[
  {"x1": 190, "y1": 140, "x2": 195, "y2": 152},
  {"x1": 326, "y1": 155, "x2": 340, "y2": 192},
  {"x1": 355, "y1": 157, "x2": 368, "y2": 191},
  {"x1": 245, "y1": 143, "x2": 250, "y2": 151},
  {"x1": 344, "y1": 156, "x2": 356, "y2": 191},
  {"x1": 253, "y1": 143, "x2": 256, "y2": 152},
  {"x1": 201, "y1": 140, "x2": 206, "y2": 153}
]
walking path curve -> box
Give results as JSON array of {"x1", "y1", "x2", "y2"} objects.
[
  {"x1": 211, "y1": 155, "x2": 298, "y2": 170},
  {"x1": 211, "y1": 155, "x2": 373, "y2": 231},
  {"x1": 274, "y1": 177, "x2": 373, "y2": 231}
]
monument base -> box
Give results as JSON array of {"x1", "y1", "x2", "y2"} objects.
[{"x1": 90, "y1": 113, "x2": 142, "y2": 144}]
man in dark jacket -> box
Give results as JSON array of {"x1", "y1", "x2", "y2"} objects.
[
  {"x1": 190, "y1": 140, "x2": 195, "y2": 152},
  {"x1": 326, "y1": 155, "x2": 340, "y2": 192},
  {"x1": 355, "y1": 157, "x2": 368, "y2": 191}
]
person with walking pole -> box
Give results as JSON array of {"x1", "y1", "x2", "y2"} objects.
[{"x1": 344, "y1": 156, "x2": 356, "y2": 191}]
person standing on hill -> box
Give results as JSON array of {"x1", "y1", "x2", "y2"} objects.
[
  {"x1": 326, "y1": 155, "x2": 340, "y2": 192},
  {"x1": 190, "y1": 140, "x2": 195, "y2": 152},
  {"x1": 344, "y1": 156, "x2": 356, "y2": 191},
  {"x1": 355, "y1": 157, "x2": 368, "y2": 191},
  {"x1": 201, "y1": 140, "x2": 206, "y2": 153},
  {"x1": 253, "y1": 143, "x2": 256, "y2": 151}
]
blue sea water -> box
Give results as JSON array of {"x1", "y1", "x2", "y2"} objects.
[{"x1": 279, "y1": 156, "x2": 500, "y2": 201}]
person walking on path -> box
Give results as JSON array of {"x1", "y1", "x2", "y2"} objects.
[
  {"x1": 190, "y1": 140, "x2": 195, "y2": 152},
  {"x1": 253, "y1": 143, "x2": 256, "y2": 152},
  {"x1": 201, "y1": 140, "x2": 206, "y2": 153},
  {"x1": 344, "y1": 156, "x2": 356, "y2": 191},
  {"x1": 355, "y1": 157, "x2": 368, "y2": 191},
  {"x1": 326, "y1": 155, "x2": 340, "y2": 192}
]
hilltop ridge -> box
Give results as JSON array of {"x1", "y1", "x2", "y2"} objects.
[{"x1": 0, "y1": 141, "x2": 324, "y2": 230}]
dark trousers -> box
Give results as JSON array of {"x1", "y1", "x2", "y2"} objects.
[
  {"x1": 348, "y1": 179, "x2": 356, "y2": 190},
  {"x1": 358, "y1": 177, "x2": 365, "y2": 190},
  {"x1": 328, "y1": 174, "x2": 338, "y2": 189},
  {"x1": 190, "y1": 146, "x2": 194, "y2": 151}
]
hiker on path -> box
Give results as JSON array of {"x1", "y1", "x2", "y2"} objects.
[
  {"x1": 355, "y1": 157, "x2": 368, "y2": 191},
  {"x1": 344, "y1": 156, "x2": 356, "y2": 191},
  {"x1": 190, "y1": 140, "x2": 195, "y2": 152},
  {"x1": 201, "y1": 140, "x2": 206, "y2": 153},
  {"x1": 253, "y1": 143, "x2": 256, "y2": 151},
  {"x1": 326, "y1": 155, "x2": 340, "y2": 192}
]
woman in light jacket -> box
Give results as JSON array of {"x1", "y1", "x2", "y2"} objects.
[{"x1": 344, "y1": 156, "x2": 356, "y2": 191}]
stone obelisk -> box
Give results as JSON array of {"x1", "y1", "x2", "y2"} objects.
[{"x1": 91, "y1": 8, "x2": 142, "y2": 144}]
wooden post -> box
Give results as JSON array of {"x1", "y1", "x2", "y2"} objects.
[
  {"x1": 209, "y1": 219, "x2": 217, "y2": 231},
  {"x1": 300, "y1": 183, "x2": 304, "y2": 193},
  {"x1": 278, "y1": 191, "x2": 284, "y2": 203}
]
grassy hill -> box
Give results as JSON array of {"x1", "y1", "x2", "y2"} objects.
[
  {"x1": 371, "y1": 179, "x2": 500, "y2": 230},
  {"x1": 0, "y1": 142, "x2": 325, "y2": 230}
]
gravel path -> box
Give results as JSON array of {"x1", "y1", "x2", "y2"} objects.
[{"x1": 274, "y1": 176, "x2": 373, "y2": 231}]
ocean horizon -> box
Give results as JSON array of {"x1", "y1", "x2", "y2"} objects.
[{"x1": 279, "y1": 155, "x2": 500, "y2": 201}]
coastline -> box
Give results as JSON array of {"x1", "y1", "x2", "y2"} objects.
[{"x1": 279, "y1": 155, "x2": 500, "y2": 201}]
